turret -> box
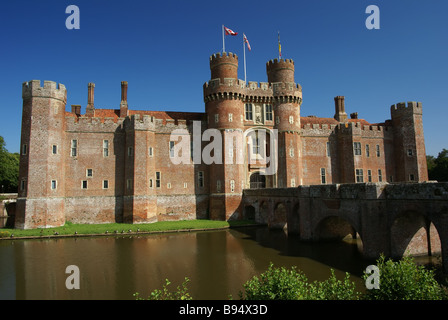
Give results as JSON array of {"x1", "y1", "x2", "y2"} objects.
[
  {"x1": 210, "y1": 52, "x2": 239, "y2": 82},
  {"x1": 390, "y1": 101, "x2": 428, "y2": 182},
  {"x1": 17, "y1": 80, "x2": 67, "y2": 229},
  {"x1": 266, "y1": 58, "x2": 295, "y2": 83}
]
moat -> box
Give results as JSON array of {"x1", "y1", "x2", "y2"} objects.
[{"x1": 0, "y1": 226, "x2": 441, "y2": 300}]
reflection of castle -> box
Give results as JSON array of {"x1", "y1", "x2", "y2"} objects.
[{"x1": 16, "y1": 52, "x2": 428, "y2": 229}]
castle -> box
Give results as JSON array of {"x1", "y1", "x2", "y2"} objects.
[{"x1": 16, "y1": 52, "x2": 429, "y2": 229}]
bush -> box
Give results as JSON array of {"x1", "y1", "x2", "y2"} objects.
[
  {"x1": 363, "y1": 255, "x2": 446, "y2": 300},
  {"x1": 134, "y1": 277, "x2": 192, "y2": 300},
  {"x1": 239, "y1": 263, "x2": 360, "y2": 300}
]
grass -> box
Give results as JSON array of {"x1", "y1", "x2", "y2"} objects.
[{"x1": 0, "y1": 219, "x2": 259, "y2": 239}]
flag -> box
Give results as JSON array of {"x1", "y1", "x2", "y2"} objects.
[
  {"x1": 243, "y1": 33, "x2": 251, "y2": 51},
  {"x1": 278, "y1": 31, "x2": 282, "y2": 58},
  {"x1": 224, "y1": 26, "x2": 238, "y2": 36}
]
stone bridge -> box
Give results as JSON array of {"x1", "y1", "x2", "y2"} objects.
[
  {"x1": 0, "y1": 194, "x2": 17, "y2": 228},
  {"x1": 242, "y1": 182, "x2": 448, "y2": 273}
]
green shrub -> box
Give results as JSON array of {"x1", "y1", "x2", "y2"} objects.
[
  {"x1": 0, "y1": 230, "x2": 10, "y2": 238},
  {"x1": 134, "y1": 277, "x2": 192, "y2": 300},
  {"x1": 363, "y1": 255, "x2": 446, "y2": 300},
  {"x1": 239, "y1": 263, "x2": 360, "y2": 300}
]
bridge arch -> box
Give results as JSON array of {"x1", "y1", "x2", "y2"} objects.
[
  {"x1": 269, "y1": 201, "x2": 287, "y2": 230},
  {"x1": 390, "y1": 210, "x2": 441, "y2": 258},
  {"x1": 314, "y1": 215, "x2": 360, "y2": 242},
  {"x1": 243, "y1": 204, "x2": 256, "y2": 220}
]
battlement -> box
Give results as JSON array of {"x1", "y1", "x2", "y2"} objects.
[
  {"x1": 22, "y1": 80, "x2": 67, "y2": 102},
  {"x1": 390, "y1": 101, "x2": 423, "y2": 116},
  {"x1": 266, "y1": 58, "x2": 295, "y2": 69},
  {"x1": 210, "y1": 52, "x2": 238, "y2": 65}
]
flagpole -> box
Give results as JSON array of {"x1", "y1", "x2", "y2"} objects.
[
  {"x1": 243, "y1": 34, "x2": 247, "y2": 84},
  {"x1": 222, "y1": 25, "x2": 225, "y2": 53}
]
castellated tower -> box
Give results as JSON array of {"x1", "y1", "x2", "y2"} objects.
[
  {"x1": 17, "y1": 80, "x2": 67, "y2": 229},
  {"x1": 204, "y1": 52, "x2": 246, "y2": 220},
  {"x1": 391, "y1": 102, "x2": 428, "y2": 182},
  {"x1": 266, "y1": 59, "x2": 303, "y2": 187}
]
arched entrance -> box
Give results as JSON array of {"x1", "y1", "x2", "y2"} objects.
[
  {"x1": 244, "y1": 205, "x2": 256, "y2": 220},
  {"x1": 390, "y1": 211, "x2": 441, "y2": 258},
  {"x1": 250, "y1": 172, "x2": 266, "y2": 189}
]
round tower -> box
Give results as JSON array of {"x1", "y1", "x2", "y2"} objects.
[
  {"x1": 204, "y1": 52, "x2": 245, "y2": 221},
  {"x1": 210, "y1": 52, "x2": 239, "y2": 82},
  {"x1": 266, "y1": 58, "x2": 295, "y2": 83},
  {"x1": 266, "y1": 59, "x2": 303, "y2": 188}
]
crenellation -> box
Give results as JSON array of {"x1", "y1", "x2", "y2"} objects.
[{"x1": 22, "y1": 80, "x2": 67, "y2": 102}]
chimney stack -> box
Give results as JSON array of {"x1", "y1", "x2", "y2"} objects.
[
  {"x1": 120, "y1": 81, "x2": 128, "y2": 118},
  {"x1": 334, "y1": 96, "x2": 348, "y2": 122},
  {"x1": 86, "y1": 82, "x2": 95, "y2": 117}
]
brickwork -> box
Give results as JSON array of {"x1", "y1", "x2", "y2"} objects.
[{"x1": 16, "y1": 52, "x2": 429, "y2": 229}]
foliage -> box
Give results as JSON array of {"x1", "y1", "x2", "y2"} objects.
[
  {"x1": 239, "y1": 263, "x2": 360, "y2": 300},
  {"x1": 307, "y1": 269, "x2": 360, "y2": 300},
  {"x1": 362, "y1": 255, "x2": 447, "y2": 300},
  {"x1": 0, "y1": 136, "x2": 19, "y2": 193},
  {"x1": 134, "y1": 277, "x2": 192, "y2": 300},
  {"x1": 427, "y1": 149, "x2": 448, "y2": 182},
  {"x1": 0, "y1": 230, "x2": 11, "y2": 238}
]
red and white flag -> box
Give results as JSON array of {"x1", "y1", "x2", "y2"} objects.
[
  {"x1": 243, "y1": 33, "x2": 251, "y2": 51},
  {"x1": 224, "y1": 26, "x2": 238, "y2": 36}
]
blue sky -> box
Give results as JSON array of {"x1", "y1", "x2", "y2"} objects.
[{"x1": 0, "y1": 0, "x2": 447, "y2": 156}]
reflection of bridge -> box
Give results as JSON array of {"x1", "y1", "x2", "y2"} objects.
[
  {"x1": 0, "y1": 194, "x2": 17, "y2": 228},
  {"x1": 243, "y1": 182, "x2": 448, "y2": 273}
]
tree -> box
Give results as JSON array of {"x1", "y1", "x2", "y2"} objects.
[
  {"x1": 0, "y1": 136, "x2": 20, "y2": 193},
  {"x1": 428, "y1": 149, "x2": 448, "y2": 182}
]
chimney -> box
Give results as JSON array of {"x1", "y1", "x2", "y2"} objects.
[
  {"x1": 86, "y1": 82, "x2": 95, "y2": 117},
  {"x1": 71, "y1": 105, "x2": 81, "y2": 116},
  {"x1": 120, "y1": 81, "x2": 128, "y2": 118},
  {"x1": 334, "y1": 96, "x2": 347, "y2": 122}
]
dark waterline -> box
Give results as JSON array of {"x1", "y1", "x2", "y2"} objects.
[{"x1": 0, "y1": 226, "x2": 376, "y2": 300}]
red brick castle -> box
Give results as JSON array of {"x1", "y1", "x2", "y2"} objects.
[{"x1": 16, "y1": 52, "x2": 428, "y2": 229}]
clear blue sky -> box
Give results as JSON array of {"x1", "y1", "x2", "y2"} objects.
[{"x1": 0, "y1": 0, "x2": 447, "y2": 156}]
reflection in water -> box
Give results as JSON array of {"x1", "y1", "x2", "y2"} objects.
[{"x1": 0, "y1": 227, "x2": 374, "y2": 300}]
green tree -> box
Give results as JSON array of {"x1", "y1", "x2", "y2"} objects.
[
  {"x1": 0, "y1": 136, "x2": 19, "y2": 193},
  {"x1": 363, "y1": 255, "x2": 446, "y2": 300},
  {"x1": 428, "y1": 149, "x2": 448, "y2": 182}
]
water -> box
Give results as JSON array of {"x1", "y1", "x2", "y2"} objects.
[{"x1": 0, "y1": 227, "x2": 374, "y2": 300}]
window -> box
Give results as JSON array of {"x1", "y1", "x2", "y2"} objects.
[
  {"x1": 216, "y1": 180, "x2": 222, "y2": 192},
  {"x1": 20, "y1": 179, "x2": 26, "y2": 191},
  {"x1": 214, "y1": 114, "x2": 219, "y2": 123},
  {"x1": 291, "y1": 178, "x2": 296, "y2": 187},
  {"x1": 354, "y1": 142, "x2": 362, "y2": 155},
  {"x1": 127, "y1": 179, "x2": 133, "y2": 190},
  {"x1": 128, "y1": 147, "x2": 133, "y2": 157},
  {"x1": 407, "y1": 149, "x2": 413, "y2": 156},
  {"x1": 245, "y1": 104, "x2": 253, "y2": 121},
  {"x1": 167, "y1": 183, "x2": 172, "y2": 189},
  {"x1": 52, "y1": 145, "x2": 57, "y2": 155},
  {"x1": 156, "y1": 172, "x2": 161, "y2": 188},
  {"x1": 197, "y1": 171, "x2": 204, "y2": 188},
  {"x1": 184, "y1": 182, "x2": 188, "y2": 189},
  {"x1": 149, "y1": 147, "x2": 153, "y2": 157},
  {"x1": 252, "y1": 137, "x2": 261, "y2": 155},
  {"x1": 82, "y1": 180, "x2": 88, "y2": 189},
  {"x1": 71, "y1": 140, "x2": 77, "y2": 157},
  {"x1": 228, "y1": 113, "x2": 233, "y2": 122},
  {"x1": 321, "y1": 168, "x2": 326, "y2": 184},
  {"x1": 149, "y1": 179, "x2": 153, "y2": 188},
  {"x1": 326, "y1": 142, "x2": 331, "y2": 157},
  {"x1": 356, "y1": 169, "x2": 364, "y2": 183},
  {"x1": 86, "y1": 169, "x2": 93, "y2": 177},
  {"x1": 51, "y1": 180, "x2": 57, "y2": 190},
  {"x1": 378, "y1": 169, "x2": 383, "y2": 182},
  {"x1": 376, "y1": 144, "x2": 380, "y2": 157},
  {"x1": 103, "y1": 140, "x2": 109, "y2": 157},
  {"x1": 275, "y1": 116, "x2": 280, "y2": 124},
  {"x1": 289, "y1": 148, "x2": 294, "y2": 158},
  {"x1": 169, "y1": 141, "x2": 175, "y2": 158},
  {"x1": 21, "y1": 144, "x2": 27, "y2": 155},
  {"x1": 409, "y1": 174, "x2": 415, "y2": 181},
  {"x1": 367, "y1": 169, "x2": 372, "y2": 182},
  {"x1": 390, "y1": 176, "x2": 394, "y2": 182},
  {"x1": 103, "y1": 180, "x2": 109, "y2": 189},
  {"x1": 230, "y1": 180, "x2": 235, "y2": 192},
  {"x1": 265, "y1": 104, "x2": 273, "y2": 121},
  {"x1": 366, "y1": 144, "x2": 370, "y2": 158},
  {"x1": 289, "y1": 116, "x2": 294, "y2": 124}
]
